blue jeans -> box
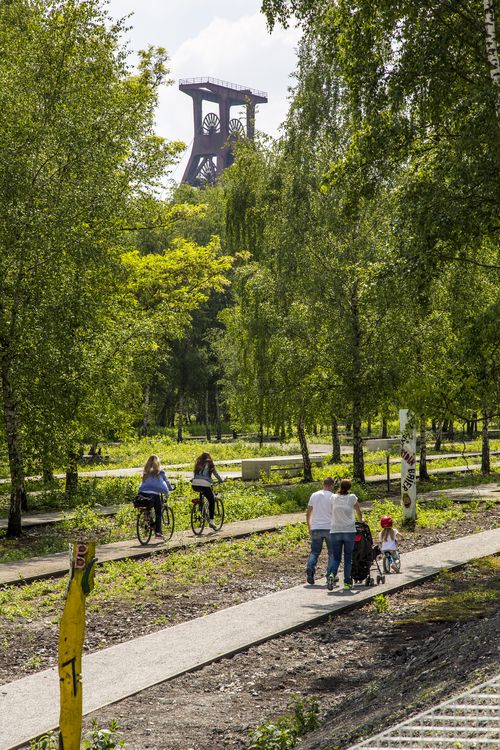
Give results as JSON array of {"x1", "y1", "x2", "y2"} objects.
[
  {"x1": 327, "y1": 532, "x2": 356, "y2": 584},
  {"x1": 307, "y1": 529, "x2": 334, "y2": 575}
]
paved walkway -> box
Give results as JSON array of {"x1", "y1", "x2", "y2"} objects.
[
  {"x1": 349, "y1": 672, "x2": 500, "y2": 749},
  {"x1": 1, "y1": 483, "x2": 498, "y2": 586},
  {"x1": 0, "y1": 528, "x2": 498, "y2": 750},
  {"x1": 1, "y1": 449, "x2": 496, "y2": 486},
  {"x1": 0, "y1": 512, "x2": 305, "y2": 587}
]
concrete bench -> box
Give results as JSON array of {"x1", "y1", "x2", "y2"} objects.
[
  {"x1": 365, "y1": 438, "x2": 400, "y2": 452},
  {"x1": 241, "y1": 454, "x2": 324, "y2": 481}
]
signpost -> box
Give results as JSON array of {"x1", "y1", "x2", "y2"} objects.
[
  {"x1": 399, "y1": 409, "x2": 417, "y2": 523},
  {"x1": 58, "y1": 542, "x2": 96, "y2": 750}
]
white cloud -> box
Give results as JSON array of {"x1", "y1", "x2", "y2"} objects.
[{"x1": 157, "y1": 12, "x2": 301, "y2": 181}]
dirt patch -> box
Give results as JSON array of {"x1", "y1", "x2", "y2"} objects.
[
  {"x1": 85, "y1": 559, "x2": 499, "y2": 750},
  {"x1": 0, "y1": 502, "x2": 498, "y2": 687}
]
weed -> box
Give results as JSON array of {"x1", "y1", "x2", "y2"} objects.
[
  {"x1": 248, "y1": 694, "x2": 320, "y2": 750},
  {"x1": 24, "y1": 654, "x2": 43, "y2": 670},
  {"x1": 29, "y1": 721, "x2": 124, "y2": 749},
  {"x1": 372, "y1": 594, "x2": 391, "y2": 614},
  {"x1": 153, "y1": 615, "x2": 170, "y2": 627},
  {"x1": 366, "y1": 682, "x2": 379, "y2": 700}
]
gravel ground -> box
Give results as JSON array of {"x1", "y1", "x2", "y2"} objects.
[
  {"x1": 86, "y1": 558, "x2": 499, "y2": 749},
  {"x1": 0, "y1": 503, "x2": 498, "y2": 686}
]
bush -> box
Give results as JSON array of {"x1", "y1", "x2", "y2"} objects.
[
  {"x1": 30, "y1": 721, "x2": 125, "y2": 749},
  {"x1": 248, "y1": 695, "x2": 319, "y2": 749}
]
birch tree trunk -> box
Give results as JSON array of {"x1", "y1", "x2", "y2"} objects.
[
  {"x1": 351, "y1": 282, "x2": 365, "y2": 483},
  {"x1": 177, "y1": 392, "x2": 184, "y2": 443},
  {"x1": 481, "y1": 409, "x2": 491, "y2": 473},
  {"x1": 2, "y1": 355, "x2": 27, "y2": 536},
  {"x1": 419, "y1": 415, "x2": 430, "y2": 480},
  {"x1": 434, "y1": 420, "x2": 443, "y2": 452},
  {"x1": 65, "y1": 451, "x2": 79, "y2": 498},
  {"x1": 297, "y1": 413, "x2": 313, "y2": 482},
  {"x1": 331, "y1": 413, "x2": 342, "y2": 463},
  {"x1": 205, "y1": 389, "x2": 211, "y2": 442},
  {"x1": 215, "y1": 383, "x2": 222, "y2": 441},
  {"x1": 484, "y1": 0, "x2": 500, "y2": 117},
  {"x1": 141, "y1": 384, "x2": 150, "y2": 437}
]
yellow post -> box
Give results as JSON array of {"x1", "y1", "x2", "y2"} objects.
[{"x1": 58, "y1": 541, "x2": 96, "y2": 750}]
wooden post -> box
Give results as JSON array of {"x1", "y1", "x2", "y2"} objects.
[
  {"x1": 400, "y1": 409, "x2": 417, "y2": 523},
  {"x1": 58, "y1": 541, "x2": 96, "y2": 750},
  {"x1": 386, "y1": 452, "x2": 391, "y2": 494}
]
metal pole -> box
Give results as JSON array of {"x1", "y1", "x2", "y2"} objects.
[{"x1": 386, "y1": 453, "x2": 390, "y2": 494}]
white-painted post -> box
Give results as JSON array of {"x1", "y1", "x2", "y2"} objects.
[{"x1": 399, "y1": 409, "x2": 417, "y2": 522}]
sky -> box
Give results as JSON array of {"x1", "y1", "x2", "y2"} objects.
[{"x1": 106, "y1": 0, "x2": 301, "y2": 181}]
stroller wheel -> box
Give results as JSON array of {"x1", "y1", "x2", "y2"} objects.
[
  {"x1": 365, "y1": 577, "x2": 371, "y2": 587},
  {"x1": 376, "y1": 575, "x2": 381, "y2": 584},
  {"x1": 381, "y1": 575, "x2": 386, "y2": 584}
]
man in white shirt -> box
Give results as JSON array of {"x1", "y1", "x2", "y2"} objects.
[{"x1": 306, "y1": 477, "x2": 336, "y2": 584}]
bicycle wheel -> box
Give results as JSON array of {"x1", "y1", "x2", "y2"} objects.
[
  {"x1": 190, "y1": 498, "x2": 205, "y2": 535},
  {"x1": 383, "y1": 554, "x2": 391, "y2": 574},
  {"x1": 161, "y1": 504, "x2": 175, "y2": 541},
  {"x1": 136, "y1": 509, "x2": 153, "y2": 545},
  {"x1": 212, "y1": 497, "x2": 225, "y2": 531}
]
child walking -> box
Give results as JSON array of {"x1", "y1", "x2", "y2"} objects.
[{"x1": 379, "y1": 516, "x2": 403, "y2": 573}]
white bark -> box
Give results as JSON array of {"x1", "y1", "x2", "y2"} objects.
[{"x1": 484, "y1": 0, "x2": 500, "y2": 117}]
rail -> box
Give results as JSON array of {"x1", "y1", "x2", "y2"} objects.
[{"x1": 179, "y1": 77, "x2": 268, "y2": 99}]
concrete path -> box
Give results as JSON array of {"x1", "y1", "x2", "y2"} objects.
[
  {"x1": 3, "y1": 481, "x2": 499, "y2": 533},
  {"x1": 1, "y1": 448, "x2": 496, "y2": 485},
  {"x1": 1, "y1": 483, "x2": 498, "y2": 586},
  {"x1": 0, "y1": 528, "x2": 498, "y2": 750},
  {"x1": 0, "y1": 512, "x2": 305, "y2": 587}
]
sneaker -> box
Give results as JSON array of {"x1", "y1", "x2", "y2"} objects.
[
  {"x1": 343, "y1": 582, "x2": 352, "y2": 591},
  {"x1": 155, "y1": 533, "x2": 165, "y2": 541},
  {"x1": 327, "y1": 574, "x2": 335, "y2": 591},
  {"x1": 208, "y1": 521, "x2": 218, "y2": 531},
  {"x1": 307, "y1": 571, "x2": 315, "y2": 585}
]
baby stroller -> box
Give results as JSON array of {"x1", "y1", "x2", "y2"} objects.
[{"x1": 351, "y1": 521, "x2": 385, "y2": 586}]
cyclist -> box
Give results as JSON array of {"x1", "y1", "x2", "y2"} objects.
[
  {"x1": 192, "y1": 452, "x2": 224, "y2": 530},
  {"x1": 138, "y1": 454, "x2": 172, "y2": 540}
]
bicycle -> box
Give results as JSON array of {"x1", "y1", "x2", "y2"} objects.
[
  {"x1": 134, "y1": 484, "x2": 176, "y2": 545},
  {"x1": 382, "y1": 549, "x2": 401, "y2": 574},
  {"x1": 190, "y1": 483, "x2": 225, "y2": 536}
]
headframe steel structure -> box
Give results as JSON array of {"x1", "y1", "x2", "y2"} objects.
[{"x1": 179, "y1": 77, "x2": 268, "y2": 186}]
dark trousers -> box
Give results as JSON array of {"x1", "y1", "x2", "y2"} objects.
[
  {"x1": 143, "y1": 493, "x2": 162, "y2": 533},
  {"x1": 200, "y1": 486, "x2": 216, "y2": 519}
]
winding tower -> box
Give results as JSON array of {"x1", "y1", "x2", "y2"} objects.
[{"x1": 179, "y1": 77, "x2": 268, "y2": 186}]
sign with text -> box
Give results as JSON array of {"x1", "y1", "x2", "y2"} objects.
[{"x1": 400, "y1": 409, "x2": 417, "y2": 522}]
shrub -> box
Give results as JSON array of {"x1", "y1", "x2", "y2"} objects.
[
  {"x1": 248, "y1": 695, "x2": 319, "y2": 749},
  {"x1": 29, "y1": 721, "x2": 125, "y2": 749}
]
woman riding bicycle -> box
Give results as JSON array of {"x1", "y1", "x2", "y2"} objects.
[
  {"x1": 138, "y1": 454, "x2": 172, "y2": 540},
  {"x1": 192, "y1": 452, "x2": 224, "y2": 530}
]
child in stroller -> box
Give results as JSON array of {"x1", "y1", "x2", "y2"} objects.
[
  {"x1": 379, "y1": 515, "x2": 404, "y2": 573},
  {"x1": 351, "y1": 521, "x2": 386, "y2": 586}
]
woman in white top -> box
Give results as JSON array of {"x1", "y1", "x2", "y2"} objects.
[{"x1": 327, "y1": 479, "x2": 363, "y2": 591}]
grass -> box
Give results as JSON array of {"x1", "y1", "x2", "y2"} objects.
[
  {"x1": 398, "y1": 556, "x2": 499, "y2": 624},
  {"x1": 0, "y1": 524, "x2": 310, "y2": 621}
]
